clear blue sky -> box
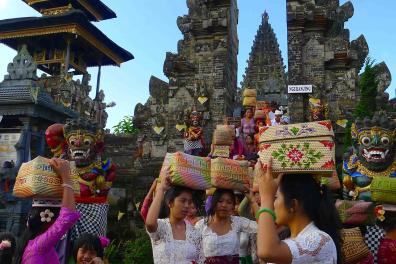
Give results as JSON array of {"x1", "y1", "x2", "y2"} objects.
[{"x1": 0, "y1": 0, "x2": 395, "y2": 130}]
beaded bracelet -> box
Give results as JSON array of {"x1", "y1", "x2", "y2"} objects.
[{"x1": 256, "y1": 207, "x2": 276, "y2": 221}]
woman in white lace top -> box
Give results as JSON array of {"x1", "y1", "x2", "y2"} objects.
[
  {"x1": 196, "y1": 189, "x2": 258, "y2": 264},
  {"x1": 145, "y1": 175, "x2": 202, "y2": 264},
  {"x1": 255, "y1": 159, "x2": 341, "y2": 264}
]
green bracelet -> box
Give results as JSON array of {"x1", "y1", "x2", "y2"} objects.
[{"x1": 256, "y1": 207, "x2": 276, "y2": 221}]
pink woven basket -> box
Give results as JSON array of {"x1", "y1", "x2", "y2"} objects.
[
  {"x1": 211, "y1": 158, "x2": 250, "y2": 192},
  {"x1": 163, "y1": 152, "x2": 211, "y2": 190}
]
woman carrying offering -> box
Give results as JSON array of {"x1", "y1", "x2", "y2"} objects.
[
  {"x1": 255, "y1": 159, "x2": 341, "y2": 264},
  {"x1": 145, "y1": 174, "x2": 202, "y2": 264},
  {"x1": 15, "y1": 158, "x2": 81, "y2": 264},
  {"x1": 195, "y1": 188, "x2": 258, "y2": 264}
]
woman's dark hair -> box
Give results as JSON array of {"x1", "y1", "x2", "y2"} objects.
[
  {"x1": 73, "y1": 233, "x2": 104, "y2": 261},
  {"x1": 206, "y1": 188, "x2": 236, "y2": 217},
  {"x1": 377, "y1": 211, "x2": 396, "y2": 232},
  {"x1": 0, "y1": 232, "x2": 16, "y2": 264},
  {"x1": 279, "y1": 174, "x2": 342, "y2": 263},
  {"x1": 161, "y1": 186, "x2": 194, "y2": 217},
  {"x1": 14, "y1": 207, "x2": 60, "y2": 264}
]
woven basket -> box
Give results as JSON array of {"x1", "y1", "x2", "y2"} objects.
[
  {"x1": 166, "y1": 152, "x2": 211, "y2": 190},
  {"x1": 243, "y1": 97, "x2": 257, "y2": 107},
  {"x1": 254, "y1": 110, "x2": 266, "y2": 119},
  {"x1": 212, "y1": 145, "x2": 231, "y2": 158},
  {"x1": 341, "y1": 228, "x2": 370, "y2": 264},
  {"x1": 211, "y1": 158, "x2": 250, "y2": 192},
  {"x1": 258, "y1": 121, "x2": 335, "y2": 177},
  {"x1": 243, "y1": 88, "x2": 257, "y2": 98},
  {"x1": 213, "y1": 126, "x2": 234, "y2": 145},
  {"x1": 13, "y1": 156, "x2": 80, "y2": 198},
  {"x1": 336, "y1": 200, "x2": 375, "y2": 226},
  {"x1": 371, "y1": 177, "x2": 396, "y2": 204}
]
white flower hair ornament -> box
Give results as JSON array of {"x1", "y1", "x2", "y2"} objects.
[
  {"x1": 0, "y1": 240, "x2": 11, "y2": 250},
  {"x1": 40, "y1": 209, "x2": 55, "y2": 223}
]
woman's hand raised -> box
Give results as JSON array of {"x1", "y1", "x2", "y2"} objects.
[
  {"x1": 255, "y1": 159, "x2": 278, "y2": 204},
  {"x1": 49, "y1": 158, "x2": 71, "y2": 184}
]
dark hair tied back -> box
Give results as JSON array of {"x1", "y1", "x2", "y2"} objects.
[{"x1": 279, "y1": 174, "x2": 342, "y2": 264}]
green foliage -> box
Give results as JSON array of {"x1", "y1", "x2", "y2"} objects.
[
  {"x1": 354, "y1": 58, "x2": 379, "y2": 120},
  {"x1": 113, "y1": 116, "x2": 139, "y2": 135},
  {"x1": 104, "y1": 229, "x2": 153, "y2": 264},
  {"x1": 123, "y1": 230, "x2": 153, "y2": 264},
  {"x1": 104, "y1": 241, "x2": 124, "y2": 264}
]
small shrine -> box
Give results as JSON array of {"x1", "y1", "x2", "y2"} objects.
[{"x1": 0, "y1": 0, "x2": 133, "y2": 234}]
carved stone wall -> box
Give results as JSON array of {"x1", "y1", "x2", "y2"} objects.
[
  {"x1": 287, "y1": 0, "x2": 369, "y2": 123},
  {"x1": 133, "y1": 0, "x2": 239, "y2": 158},
  {"x1": 241, "y1": 11, "x2": 287, "y2": 105}
]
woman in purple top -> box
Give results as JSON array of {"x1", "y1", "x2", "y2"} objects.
[
  {"x1": 241, "y1": 108, "x2": 256, "y2": 136},
  {"x1": 15, "y1": 158, "x2": 81, "y2": 264}
]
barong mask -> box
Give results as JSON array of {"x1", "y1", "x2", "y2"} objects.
[
  {"x1": 63, "y1": 119, "x2": 104, "y2": 167},
  {"x1": 352, "y1": 116, "x2": 396, "y2": 172}
]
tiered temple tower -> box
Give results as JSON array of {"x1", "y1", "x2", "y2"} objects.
[
  {"x1": 0, "y1": 0, "x2": 132, "y2": 234},
  {"x1": 241, "y1": 11, "x2": 287, "y2": 105}
]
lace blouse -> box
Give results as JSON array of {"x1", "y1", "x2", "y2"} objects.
[
  {"x1": 275, "y1": 222, "x2": 337, "y2": 264},
  {"x1": 147, "y1": 218, "x2": 202, "y2": 264},
  {"x1": 195, "y1": 216, "x2": 257, "y2": 258}
]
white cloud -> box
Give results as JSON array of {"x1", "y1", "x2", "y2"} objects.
[{"x1": 0, "y1": 0, "x2": 8, "y2": 10}]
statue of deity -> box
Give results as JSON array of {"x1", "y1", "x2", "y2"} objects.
[
  {"x1": 343, "y1": 113, "x2": 396, "y2": 201},
  {"x1": 309, "y1": 97, "x2": 328, "y2": 121},
  {"x1": 183, "y1": 111, "x2": 204, "y2": 156},
  {"x1": 45, "y1": 118, "x2": 116, "y2": 238}
]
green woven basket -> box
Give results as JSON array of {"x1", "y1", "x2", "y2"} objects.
[{"x1": 371, "y1": 177, "x2": 396, "y2": 204}]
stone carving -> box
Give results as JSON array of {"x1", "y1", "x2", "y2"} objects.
[
  {"x1": 133, "y1": 0, "x2": 238, "y2": 159},
  {"x1": 287, "y1": 0, "x2": 370, "y2": 123},
  {"x1": 91, "y1": 90, "x2": 115, "y2": 128},
  {"x1": 5, "y1": 45, "x2": 37, "y2": 81}
]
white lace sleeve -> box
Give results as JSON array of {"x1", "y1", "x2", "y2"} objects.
[
  {"x1": 283, "y1": 231, "x2": 337, "y2": 264},
  {"x1": 233, "y1": 216, "x2": 257, "y2": 234},
  {"x1": 146, "y1": 219, "x2": 167, "y2": 242}
]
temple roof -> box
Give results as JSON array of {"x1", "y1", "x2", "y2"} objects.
[
  {"x1": 22, "y1": 0, "x2": 116, "y2": 21},
  {"x1": 0, "y1": 10, "x2": 133, "y2": 70}
]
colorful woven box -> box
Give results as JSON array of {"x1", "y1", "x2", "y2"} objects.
[
  {"x1": 166, "y1": 152, "x2": 211, "y2": 190},
  {"x1": 335, "y1": 200, "x2": 375, "y2": 226},
  {"x1": 212, "y1": 145, "x2": 231, "y2": 158},
  {"x1": 13, "y1": 156, "x2": 80, "y2": 198},
  {"x1": 211, "y1": 158, "x2": 250, "y2": 192},
  {"x1": 258, "y1": 120, "x2": 335, "y2": 176},
  {"x1": 371, "y1": 177, "x2": 396, "y2": 204}
]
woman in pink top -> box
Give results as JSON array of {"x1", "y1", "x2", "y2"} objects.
[{"x1": 15, "y1": 158, "x2": 81, "y2": 264}]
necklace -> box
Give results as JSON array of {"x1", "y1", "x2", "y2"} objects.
[{"x1": 348, "y1": 156, "x2": 396, "y2": 178}]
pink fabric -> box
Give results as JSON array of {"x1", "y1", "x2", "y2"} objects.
[
  {"x1": 356, "y1": 252, "x2": 374, "y2": 264},
  {"x1": 22, "y1": 207, "x2": 81, "y2": 264},
  {"x1": 140, "y1": 197, "x2": 153, "y2": 222},
  {"x1": 241, "y1": 118, "x2": 255, "y2": 135},
  {"x1": 378, "y1": 237, "x2": 396, "y2": 264},
  {"x1": 230, "y1": 138, "x2": 244, "y2": 158}
]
